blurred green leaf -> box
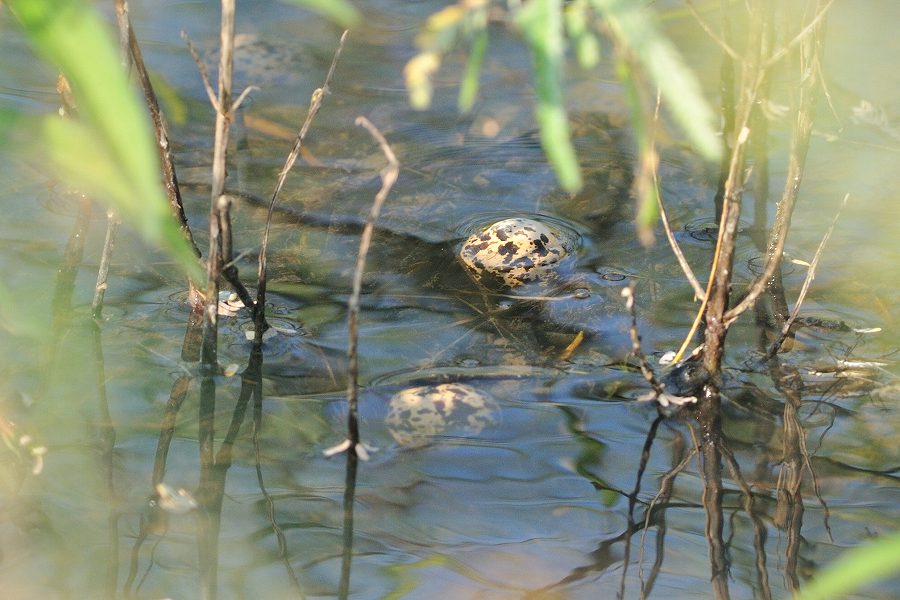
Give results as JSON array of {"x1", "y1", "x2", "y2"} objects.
[
  {"x1": 518, "y1": 0, "x2": 583, "y2": 193},
  {"x1": 149, "y1": 71, "x2": 189, "y2": 126},
  {"x1": 278, "y1": 0, "x2": 361, "y2": 29},
  {"x1": 589, "y1": 0, "x2": 721, "y2": 161},
  {"x1": 458, "y1": 29, "x2": 487, "y2": 113},
  {"x1": 565, "y1": 0, "x2": 601, "y2": 69},
  {"x1": 616, "y1": 57, "x2": 659, "y2": 244},
  {"x1": 7, "y1": 0, "x2": 203, "y2": 281},
  {"x1": 793, "y1": 532, "x2": 900, "y2": 600}
]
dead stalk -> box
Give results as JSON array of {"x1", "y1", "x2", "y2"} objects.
[
  {"x1": 622, "y1": 283, "x2": 665, "y2": 397},
  {"x1": 255, "y1": 30, "x2": 350, "y2": 338},
  {"x1": 650, "y1": 91, "x2": 704, "y2": 299},
  {"x1": 346, "y1": 117, "x2": 399, "y2": 451},
  {"x1": 724, "y1": 0, "x2": 829, "y2": 326},
  {"x1": 767, "y1": 193, "x2": 848, "y2": 357},
  {"x1": 196, "y1": 0, "x2": 239, "y2": 369},
  {"x1": 92, "y1": 0, "x2": 132, "y2": 319},
  {"x1": 127, "y1": 21, "x2": 200, "y2": 262}
]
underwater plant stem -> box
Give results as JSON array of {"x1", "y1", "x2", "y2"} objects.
[{"x1": 346, "y1": 117, "x2": 399, "y2": 450}]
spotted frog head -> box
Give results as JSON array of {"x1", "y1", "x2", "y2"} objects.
[{"x1": 458, "y1": 217, "x2": 579, "y2": 288}]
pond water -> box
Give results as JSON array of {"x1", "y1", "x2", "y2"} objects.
[{"x1": 1, "y1": 1, "x2": 898, "y2": 599}]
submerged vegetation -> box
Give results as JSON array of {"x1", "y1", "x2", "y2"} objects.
[{"x1": 1, "y1": 0, "x2": 897, "y2": 598}]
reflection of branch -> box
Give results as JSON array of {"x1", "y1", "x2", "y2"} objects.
[
  {"x1": 337, "y1": 452, "x2": 359, "y2": 600},
  {"x1": 776, "y1": 369, "x2": 805, "y2": 593},
  {"x1": 696, "y1": 394, "x2": 731, "y2": 599},
  {"x1": 196, "y1": 351, "x2": 258, "y2": 599},
  {"x1": 721, "y1": 443, "x2": 772, "y2": 600},
  {"x1": 125, "y1": 374, "x2": 191, "y2": 596},
  {"x1": 251, "y1": 354, "x2": 305, "y2": 597},
  {"x1": 639, "y1": 435, "x2": 694, "y2": 599},
  {"x1": 619, "y1": 415, "x2": 662, "y2": 600},
  {"x1": 89, "y1": 314, "x2": 119, "y2": 597}
]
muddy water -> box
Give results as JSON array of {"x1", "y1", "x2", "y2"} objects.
[{"x1": 0, "y1": 1, "x2": 898, "y2": 599}]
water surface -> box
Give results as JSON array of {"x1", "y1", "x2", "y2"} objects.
[{"x1": 1, "y1": 1, "x2": 898, "y2": 599}]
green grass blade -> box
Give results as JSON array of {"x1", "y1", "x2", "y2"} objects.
[
  {"x1": 518, "y1": 0, "x2": 583, "y2": 193},
  {"x1": 458, "y1": 29, "x2": 488, "y2": 113},
  {"x1": 794, "y1": 532, "x2": 900, "y2": 600},
  {"x1": 8, "y1": 0, "x2": 203, "y2": 281},
  {"x1": 589, "y1": 0, "x2": 721, "y2": 161},
  {"x1": 278, "y1": 0, "x2": 361, "y2": 29}
]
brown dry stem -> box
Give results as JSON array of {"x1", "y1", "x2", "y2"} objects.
[
  {"x1": 345, "y1": 117, "x2": 399, "y2": 451},
  {"x1": 255, "y1": 30, "x2": 350, "y2": 338},
  {"x1": 723, "y1": 0, "x2": 830, "y2": 328},
  {"x1": 766, "y1": 193, "x2": 849, "y2": 357}
]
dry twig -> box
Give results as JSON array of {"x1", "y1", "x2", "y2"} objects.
[
  {"x1": 766, "y1": 194, "x2": 848, "y2": 357},
  {"x1": 344, "y1": 117, "x2": 399, "y2": 453},
  {"x1": 650, "y1": 91, "x2": 704, "y2": 299},
  {"x1": 723, "y1": 0, "x2": 829, "y2": 327},
  {"x1": 254, "y1": 30, "x2": 349, "y2": 337},
  {"x1": 622, "y1": 283, "x2": 665, "y2": 397}
]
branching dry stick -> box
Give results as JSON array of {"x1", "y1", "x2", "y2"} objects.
[
  {"x1": 92, "y1": 0, "x2": 132, "y2": 319},
  {"x1": 198, "y1": 0, "x2": 237, "y2": 368},
  {"x1": 723, "y1": 0, "x2": 829, "y2": 327},
  {"x1": 766, "y1": 193, "x2": 848, "y2": 358},
  {"x1": 622, "y1": 283, "x2": 666, "y2": 397},
  {"x1": 184, "y1": 31, "x2": 258, "y2": 319},
  {"x1": 763, "y1": 0, "x2": 833, "y2": 69},
  {"x1": 191, "y1": 0, "x2": 257, "y2": 368},
  {"x1": 649, "y1": 91, "x2": 704, "y2": 300},
  {"x1": 689, "y1": 0, "x2": 771, "y2": 374},
  {"x1": 254, "y1": 30, "x2": 349, "y2": 339},
  {"x1": 346, "y1": 117, "x2": 399, "y2": 454},
  {"x1": 685, "y1": 0, "x2": 739, "y2": 60}
]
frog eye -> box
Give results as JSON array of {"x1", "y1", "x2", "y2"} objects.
[
  {"x1": 385, "y1": 383, "x2": 499, "y2": 447},
  {"x1": 459, "y1": 218, "x2": 575, "y2": 287}
]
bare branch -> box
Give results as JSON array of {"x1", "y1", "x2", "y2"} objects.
[
  {"x1": 767, "y1": 193, "x2": 848, "y2": 357},
  {"x1": 346, "y1": 117, "x2": 399, "y2": 450},
  {"x1": 764, "y1": 0, "x2": 834, "y2": 68},
  {"x1": 622, "y1": 283, "x2": 666, "y2": 397},
  {"x1": 255, "y1": 30, "x2": 349, "y2": 337},
  {"x1": 724, "y1": 1, "x2": 827, "y2": 326},
  {"x1": 231, "y1": 85, "x2": 259, "y2": 113},
  {"x1": 182, "y1": 31, "x2": 220, "y2": 113},
  {"x1": 651, "y1": 91, "x2": 704, "y2": 299},
  {"x1": 684, "y1": 0, "x2": 740, "y2": 60},
  {"x1": 200, "y1": 0, "x2": 237, "y2": 369}
]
